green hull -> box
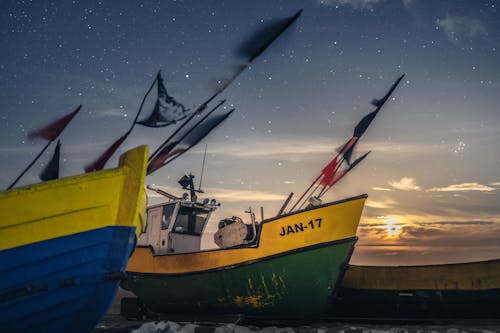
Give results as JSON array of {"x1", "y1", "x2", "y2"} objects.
[{"x1": 123, "y1": 238, "x2": 356, "y2": 317}]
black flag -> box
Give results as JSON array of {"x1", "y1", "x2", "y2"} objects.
[
  {"x1": 236, "y1": 9, "x2": 302, "y2": 62},
  {"x1": 136, "y1": 73, "x2": 192, "y2": 127},
  {"x1": 40, "y1": 140, "x2": 61, "y2": 181},
  {"x1": 148, "y1": 110, "x2": 234, "y2": 174}
]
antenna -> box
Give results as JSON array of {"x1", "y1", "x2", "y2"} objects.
[{"x1": 198, "y1": 144, "x2": 208, "y2": 193}]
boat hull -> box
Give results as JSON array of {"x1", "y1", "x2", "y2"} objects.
[
  {"x1": 0, "y1": 145, "x2": 148, "y2": 333},
  {"x1": 124, "y1": 238, "x2": 356, "y2": 316},
  {"x1": 331, "y1": 259, "x2": 500, "y2": 319},
  {"x1": 0, "y1": 226, "x2": 136, "y2": 333}
]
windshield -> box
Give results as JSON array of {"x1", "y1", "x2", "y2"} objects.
[{"x1": 172, "y1": 206, "x2": 209, "y2": 236}]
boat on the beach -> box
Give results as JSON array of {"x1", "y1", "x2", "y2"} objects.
[
  {"x1": 0, "y1": 145, "x2": 148, "y2": 333},
  {"x1": 122, "y1": 176, "x2": 367, "y2": 318},
  {"x1": 331, "y1": 259, "x2": 500, "y2": 319}
]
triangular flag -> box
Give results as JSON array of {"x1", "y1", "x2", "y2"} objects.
[
  {"x1": 29, "y1": 105, "x2": 81, "y2": 141},
  {"x1": 39, "y1": 140, "x2": 61, "y2": 181},
  {"x1": 236, "y1": 9, "x2": 302, "y2": 62},
  {"x1": 136, "y1": 73, "x2": 192, "y2": 127},
  {"x1": 84, "y1": 131, "x2": 130, "y2": 172},
  {"x1": 147, "y1": 110, "x2": 234, "y2": 174}
]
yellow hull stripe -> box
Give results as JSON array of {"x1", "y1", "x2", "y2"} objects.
[
  {"x1": 127, "y1": 196, "x2": 366, "y2": 274},
  {"x1": 0, "y1": 145, "x2": 148, "y2": 251}
]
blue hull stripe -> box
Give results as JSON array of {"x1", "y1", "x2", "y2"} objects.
[{"x1": 0, "y1": 225, "x2": 136, "y2": 333}]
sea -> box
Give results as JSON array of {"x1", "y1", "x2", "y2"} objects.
[{"x1": 93, "y1": 316, "x2": 500, "y2": 333}]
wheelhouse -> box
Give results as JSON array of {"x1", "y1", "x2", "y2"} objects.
[{"x1": 137, "y1": 199, "x2": 217, "y2": 255}]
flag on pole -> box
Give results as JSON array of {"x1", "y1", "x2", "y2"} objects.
[
  {"x1": 319, "y1": 151, "x2": 371, "y2": 197},
  {"x1": 39, "y1": 140, "x2": 61, "y2": 181},
  {"x1": 83, "y1": 71, "x2": 160, "y2": 172},
  {"x1": 148, "y1": 99, "x2": 226, "y2": 162},
  {"x1": 339, "y1": 136, "x2": 359, "y2": 164},
  {"x1": 84, "y1": 131, "x2": 130, "y2": 173},
  {"x1": 319, "y1": 156, "x2": 338, "y2": 187},
  {"x1": 353, "y1": 109, "x2": 378, "y2": 139},
  {"x1": 371, "y1": 74, "x2": 405, "y2": 108},
  {"x1": 348, "y1": 150, "x2": 371, "y2": 170},
  {"x1": 136, "y1": 73, "x2": 191, "y2": 127},
  {"x1": 29, "y1": 105, "x2": 81, "y2": 141},
  {"x1": 236, "y1": 9, "x2": 302, "y2": 62},
  {"x1": 147, "y1": 110, "x2": 234, "y2": 174},
  {"x1": 327, "y1": 151, "x2": 371, "y2": 189},
  {"x1": 7, "y1": 106, "x2": 81, "y2": 190},
  {"x1": 344, "y1": 74, "x2": 405, "y2": 163},
  {"x1": 147, "y1": 10, "x2": 301, "y2": 168}
]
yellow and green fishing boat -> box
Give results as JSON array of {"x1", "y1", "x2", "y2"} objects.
[
  {"x1": 0, "y1": 145, "x2": 148, "y2": 333},
  {"x1": 122, "y1": 177, "x2": 367, "y2": 318}
]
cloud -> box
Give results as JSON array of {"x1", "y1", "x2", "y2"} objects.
[
  {"x1": 201, "y1": 137, "x2": 439, "y2": 162},
  {"x1": 489, "y1": 182, "x2": 500, "y2": 187},
  {"x1": 427, "y1": 182, "x2": 495, "y2": 192},
  {"x1": 436, "y1": 14, "x2": 487, "y2": 43},
  {"x1": 372, "y1": 186, "x2": 392, "y2": 191},
  {"x1": 207, "y1": 137, "x2": 337, "y2": 160},
  {"x1": 317, "y1": 0, "x2": 383, "y2": 9},
  {"x1": 389, "y1": 177, "x2": 420, "y2": 190},
  {"x1": 365, "y1": 198, "x2": 396, "y2": 209},
  {"x1": 417, "y1": 221, "x2": 496, "y2": 226},
  {"x1": 147, "y1": 185, "x2": 286, "y2": 202}
]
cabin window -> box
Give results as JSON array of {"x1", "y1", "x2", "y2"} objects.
[
  {"x1": 172, "y1": 206, "x2": 208, "y2": 236},
  {"x1": 162, "y1": 204, "x2": 176, "y2": 230}
]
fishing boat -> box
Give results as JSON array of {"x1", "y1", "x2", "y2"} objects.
[
  {"x1": 331, "y1": 259, "x2": 500, "y2": 319},
  {"x1": 122, "y1": 175, "x2": 367, "y2": 318},
  {"x1": 0, "y1": 145, "x2": 148, "y2": 333}
]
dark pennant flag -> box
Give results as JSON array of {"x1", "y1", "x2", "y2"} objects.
[
  {"x1": 148, "y1": 110, "x2": 234, "y2": 174},
  {"x1": 84, "y1": 131, "x2": 130, "y2": 173},
  {"x1": 236, "y1": 9, "x2": 302, "y2": 62},
  {"x1": 39, "y1": 140, "x2": 61, "y2": 181},
  {"x1": 136, "y1": 73, "x2": 191, "y2": 127}
]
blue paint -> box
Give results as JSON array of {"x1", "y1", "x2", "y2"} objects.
[{"x1": 0, "y1": 226, "x2": 137, "y2": 333}]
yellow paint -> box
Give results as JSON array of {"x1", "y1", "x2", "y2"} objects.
[
  {"x1": 0, "y1": 145, "x2": 148, "y2": 251},
  {"x1": 233, "y1": 294, "x2": 274, "y2": 308},
  {"x1": 247, "y1": 277, "x2": 255, "y2": 293},
  {"x1": 127, "y1": 196, "x2": 366, "y2": 274},
  {"x1": 342, "y1": 258, "x2": 500, "y2": 291}
]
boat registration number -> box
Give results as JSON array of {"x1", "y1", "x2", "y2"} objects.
[{"x1": 279, "y1": 218, "x2": 322, "y2": 236}]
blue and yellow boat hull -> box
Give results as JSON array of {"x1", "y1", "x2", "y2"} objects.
[{"x1": 0, "y1": 145, "x2": 148, "y2": 333}]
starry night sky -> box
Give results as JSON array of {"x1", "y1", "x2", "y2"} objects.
[{"x1": 1, "y1": 0, "x2": 499, "y2": 265}]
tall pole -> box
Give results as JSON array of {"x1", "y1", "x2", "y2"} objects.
[
  {"x1": 7, "y1": 140, "x2": 52, "y2": 190},
  {"x1": 198, "y1": 144, "x2": 208, "y2": 192},
  {"x1": 131, "y1": 71, "x2": 160, "y2": 130}
]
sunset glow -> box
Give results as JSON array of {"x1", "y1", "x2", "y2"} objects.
[{"x1": 384, "y1": 218, "x2": 401, "y2": 237}]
